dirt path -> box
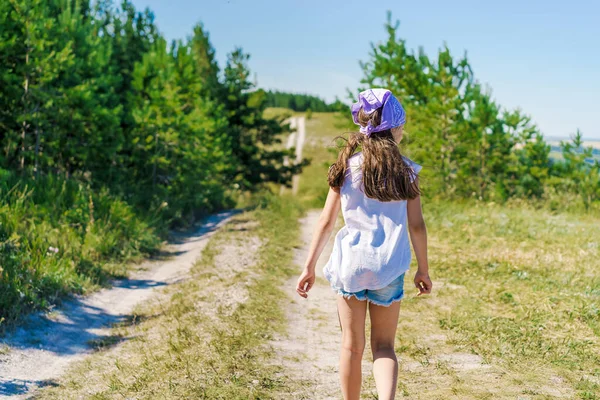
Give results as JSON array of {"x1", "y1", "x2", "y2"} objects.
[
  {"x1": 292, "y1": 116, "x2": 306, "y2": 195},
  {"x1": 0, "y1": 211, "x2": 236, "y2": 399},
  {"x1": 272, "y1": 210, "x2": 351, "y2": 399},
  {"x1": 281, "y1": 116, "x2": 306, "y2": 195}
]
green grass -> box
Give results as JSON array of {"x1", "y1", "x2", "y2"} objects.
[
  {"x1": 425, "y1": 200, "x2": 600, "y2": 398},
  {"x1": 0, "y1": 173, "x2": 161, "y2": 329},
  {"x1": 41, "y1": 193, "x2": 304, "y2": 399}
]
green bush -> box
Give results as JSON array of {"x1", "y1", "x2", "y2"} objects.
[{"x1": 0, "y1": 172, "x2": 161, "y2": 327}]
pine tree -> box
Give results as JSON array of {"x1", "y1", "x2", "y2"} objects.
[
  {"x1": 551, "y1": 131, "x2": 600, "y2": 208},
  {"x1": 500, "y1": 110, "x2": 549, "y2": 199},
  {"x1": 42, "y1": 1, "x2": 122, "y2": 181},
  {"x1": 0, "y1": 0, "x2": 25, "y2": 170},
  {"x1": 188, "y1": 23, "x2": 221, "y2": 99},
  {"x1": 460, "y1": 84, "x2": 504, "y2": 199},
  {"x1": 1, "y1": 0, "x2": 59, "y2": 175},
  {"x1": 100, "y1": 0, "x2": 158, "y2": 189},
  {"x1": 129, "y1": 37, "x2": 181, "y2": 204},
  {"x1": 420, "y1": 46, "x2": 473, "y2": 195},
  {"x1": 172, "y1": 36, "x2": 231, "y2": 218},
  {"x1": 223, "y1": 49, "x2": 306, "y2": 190}
]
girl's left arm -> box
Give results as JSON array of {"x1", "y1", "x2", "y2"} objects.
[
  {"x1": 296, "y1": 187, "x2": 341, "y2": 298},
  {"x1": 407, "y1": 189, "x2": 432, "y2": 296}
]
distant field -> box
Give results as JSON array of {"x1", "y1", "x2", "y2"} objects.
[
  {"x1": 263, "y1": 107, "x2": 296, "y2": 119},
  {"x1": 548, "y1": 138, "x2": 600, "y2": 162},
  {"x1": 547, "y1": 138, "x2": 600, "y2": 150}
]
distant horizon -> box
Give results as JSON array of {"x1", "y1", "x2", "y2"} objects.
[{"x1": 545, "y1": 134, "x2": 600, "y2": 142}]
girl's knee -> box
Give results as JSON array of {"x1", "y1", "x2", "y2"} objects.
[
  {"x1": 341, "y1": 342, "x2": 365, "y2": 355},
  {"x1": 341, "y1": 335, "x2": 365, "y2": 355}
]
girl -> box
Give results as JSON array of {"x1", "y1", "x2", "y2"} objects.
[{"x1": 296, "y1": 88, "x2": 432, "y2": 400}]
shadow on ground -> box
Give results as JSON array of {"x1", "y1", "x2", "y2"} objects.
[{"x1": 0, "y1": 379, "x2": 58, "y2": 397}]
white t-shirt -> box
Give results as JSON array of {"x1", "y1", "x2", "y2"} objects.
[{"x1": 323, "y1": 152, "x2": 422, "y2": 293}]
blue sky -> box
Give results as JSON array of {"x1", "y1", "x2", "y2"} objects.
[{"x1": 131, "y1": 0, "x2": 599, "y2": 139}]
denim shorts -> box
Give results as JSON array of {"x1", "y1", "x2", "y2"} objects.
[{"x1": 336, "y1": 273, "x2": 406, "y2": 307}]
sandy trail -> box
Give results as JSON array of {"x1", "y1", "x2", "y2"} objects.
[
  {"x1": 0, "y1": 211, "x2": 235, "y2": 399},
  {"x1": 292, "y1": 116, "x2": 306, "y2": 195},
  {"x1": 281, "y1": 116, "x2": 305, "y2": 195},
  {"x1": 272, "y1": 210, "x2": 350, "y2": 399}
]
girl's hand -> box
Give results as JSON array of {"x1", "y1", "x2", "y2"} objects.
[
  {"x1": 296, "y1": 268, "x2": 315, "y2": 298},
  {"x1": 414, "y1": 271, "x2": 432, "y2": 296}
]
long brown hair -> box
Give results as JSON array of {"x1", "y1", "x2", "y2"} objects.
[{"x1": 328, "y1": 107, "x2": 420, "y2": 201}]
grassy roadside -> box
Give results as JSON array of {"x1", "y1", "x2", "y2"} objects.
[
  {"x1": 385, "y1": 200, "x2": 600, "y2": 399},
  {"x1": 41, "y1": 193, "x2": 303, "y2": 399},
  {"x1": 0, "y1": 175, "x2": 162, "y2": 330},
  {"x1": 424, "y1": 201, "x2": 600, "y2": 398}
]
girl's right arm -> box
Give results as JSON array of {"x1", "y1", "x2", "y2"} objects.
[
  {"x1": 296, "y1": 187, "x2": 341, "y2": 298},
  {"x1": 407, "y1": 184, "x2": 432, "y2": 296}
]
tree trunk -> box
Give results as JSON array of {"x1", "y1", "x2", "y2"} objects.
[
  {"x1": 34, "y1": 126, "x2": 40, "y2": 179},
  {"x1": 480, "y1": 131, "x2": 486, "y2": 199},
  {"x1": 20, "y1": 18, "x2": 31, "y2": 173},
  {"x1": 152, "y1": 130, "x2": 158, "y2": 188}
]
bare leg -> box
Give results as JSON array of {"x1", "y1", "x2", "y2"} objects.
[
  {"x1": 369, "y1": 301, "x2": 401, "y2": 400},
  {"x1": 337, "y1": 296, "x2": 367, "y2": 400}
]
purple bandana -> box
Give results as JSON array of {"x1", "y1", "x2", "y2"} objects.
[{"x1": 351, "y1": 88, "x2": 406, "y2": 136}]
